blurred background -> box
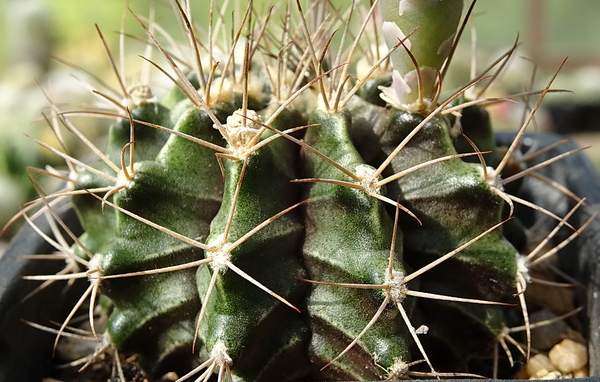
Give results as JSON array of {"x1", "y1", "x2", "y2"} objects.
[{"x1": 0, "y1": 0, "x2": 599, "y2": 247}]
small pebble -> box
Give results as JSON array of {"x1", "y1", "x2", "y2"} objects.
[
  {"x1": 548, "y1": 339, "x2": 588, "y2": 373},
  {"x1": 526, "y1": 353, "x2": 556, "y2": 378},
  {"x1": 529, "y1": 370, "x2": 563, "y2": 380},
  {"x1": 162, "y1": 372, "x2": 179, "y2": 381},
  {"x1": 573, "y1": 366, "x2": 589, "y2": 378}
]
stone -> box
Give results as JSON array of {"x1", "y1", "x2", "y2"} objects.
[
  {"x1": 548, "y1": 339, "x2": 588, "y2": 373},
  {"x1": 526, "y1": 353, "x2": 556, "y2": 378}
]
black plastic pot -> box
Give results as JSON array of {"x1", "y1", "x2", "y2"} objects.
[
  {"x1": 0, "y1": 207, "x2": 83, "y2": 381},
  {"x1": 1, "y1": 133, "x2": 599, "y2": 381}
]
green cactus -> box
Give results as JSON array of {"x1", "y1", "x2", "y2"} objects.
[{"x1": 9, "y1": 1, "x2": 592, "y2": 381}]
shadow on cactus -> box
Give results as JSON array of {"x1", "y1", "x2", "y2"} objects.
[{"x1": 5, "y1": 0, "x2": 595, "y2": 381}]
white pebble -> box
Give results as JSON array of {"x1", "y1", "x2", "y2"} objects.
[
  {"x1": 526, "y1": 353, "x2": 556, "y2": 378},
  {"x1": 548, "y1": 339, "x2": 588, "y2": 373}
]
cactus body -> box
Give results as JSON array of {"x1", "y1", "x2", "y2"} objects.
[
  {"x1": 17, "y1": 1, "x2": 583, "y2": 381},
  {"x1": 102, "y1": 104, "x2": 230, "y2": 375},
  {"x1": 302, "y1": 109, "x2": 410, "y2": 380},
  {"x1": 195, "y1": 113, "x2": 309, "y2": 381}
]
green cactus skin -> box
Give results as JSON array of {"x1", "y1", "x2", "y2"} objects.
[
  {"x1": 381, "y1": 110, "x2": 517, "y2": 300},
  {"x1": 380, "y1": 0, "x2": 464, "y2": 107},
  {"x1": 104, "y1": 102, "x2": 173, "y2": 165},
  {"x1": 345, "y1": 99, "x2": 518, "y2": 300},
  {"x1": 451, "y1": 104, "x2": 502, "y2": 167},
  {"x1": 302, "y1": 109, "x2": 411, "y2": 380},
  {"x1": 381, "y1": 0, "x2": 464, "y2": 75},
  {"x1": 357, "y1": 105, "x2": 519, "y2": 361},
  {"x1": 450, "y1": 103, "x2": 529, "y2": 251},
  {"x1": 79, "y1": 102, "x2": 233, "y2": 376},
  {"x1": 343, "y1": 92, "x2": 520, "y2": 373},
  {"x1": 70, "y1": 169, "x2": 116, "y2": 261},
  {"x1": 71, "y1": 100, "x2": 173, "y2": 260},
  {"x1": 416, "y1": 298, "x2": 507, "y2": 371},
  {"x1": 16, "y1": 1, "x2": 581, "y2": 381},
  {"x1": 193, "y1": 113, "x2": 310, "y2": 381}
]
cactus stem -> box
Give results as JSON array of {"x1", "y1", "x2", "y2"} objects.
[
  {"x1": 104, "y1": 139, "x2": 138, "y2": 205},
  {"x1": 26, "y1": 108, "x2": 139, "y2": 215},
  {"x1": 94, "y1": 257, "x2": 213, "y2": 280},
  {"x1": 396, "y1": 299, "x2": 438, "y2": 375},
  {"x1": 86, "y1": 191, "x2": 212, "y2": 250},
  {"x1": 80, "y1": 191, "x2": 298, "y2": 310},
  {"x1": 193, "y1": 264, "x2": 221, "y2": 352},
  {"x1": 279, "y1": 130, "x2": 493, "y2": 225},
  {"x1": 403, "y1": 218, "x2": 508, "y2": 283},
  {"x1": 458, "y1": 63, "x2": 586, "y2": 228},
  {"x1": 262, "y1": 111, "x2": 476, "y2": 221},
  {"x1": 303, "y1": 205, "x2": 512, "y2": 376},
  {"x1": 321, "y1": 292, "x2": 394, "y2": 372},
  {"x1": 376, "y1": 151, "x2": 488, "y2": 188},
  {"x1": 11, "y1": 1, "x2": 595, "y2": 379},
  {"x1": 374, "y1": 74, "x2": 488, "y2": 182},
  {"x1": 127, "y1": 63, "x2": 335, "y2": 163},
  {"x1": 83, "y1": 176, "x2": 304, "y2": 317}
]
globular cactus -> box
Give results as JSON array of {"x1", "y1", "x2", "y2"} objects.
[{"x1": 11, "y1": 0, "x2": 593, "y2": 381}]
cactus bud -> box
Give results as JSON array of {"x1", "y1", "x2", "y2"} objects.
[{"x1": 380, "y1": 0, "x2": 463, "y2": 110}]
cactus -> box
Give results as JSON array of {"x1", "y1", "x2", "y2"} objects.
[{"x1": 8, "y1": 0, "x2": 594, "y2": 381}]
